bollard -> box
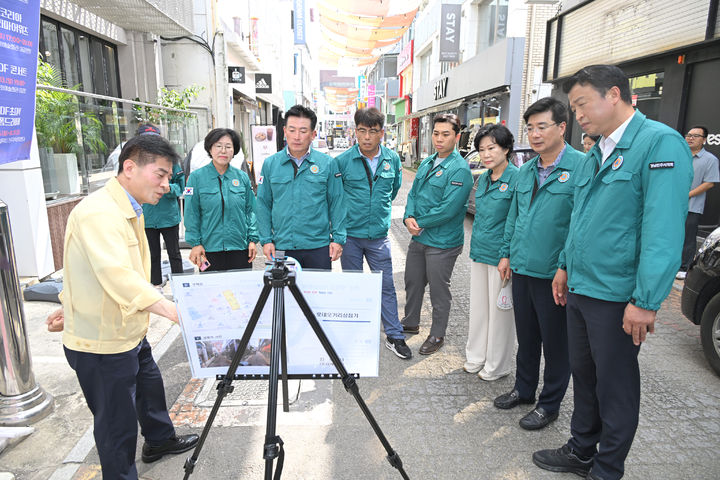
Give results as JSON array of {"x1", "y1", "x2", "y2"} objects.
[{"x1": 0, "y1": 199, "x2": 53, "y2": 425}]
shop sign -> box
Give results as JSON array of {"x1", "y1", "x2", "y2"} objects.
[
  {"x1": 293, "y1": 0, "x2": 306, "y2": 45},
  {"x1": 433, "y1": 77, "x2": 448, "y2": 101},
  {"x1": 228, "y1": 66, "x2": 245, "y2": 84},
  {"x1": 439, "y1": 4, "x2": 461, "y2": 62},
  {"x1": 255, "y1": 73, "x2": 272, "y2": 94},
  {"x1": 397, "y1": 40, "x2": 414, "y2": 75}
]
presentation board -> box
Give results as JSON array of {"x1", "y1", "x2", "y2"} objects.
[{"x1": 171, "y1": 270, "x2": 382, "y2": 378}]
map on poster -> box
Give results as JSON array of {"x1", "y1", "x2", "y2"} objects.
[{"x1": 171, "y1": 270, "x2": 381, "y2": 379}]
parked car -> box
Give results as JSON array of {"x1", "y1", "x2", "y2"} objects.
[
  {"x1": 681, "y1": 226, "x2": 720, "y2": 376},
  {"x1": 312, "y1": 138, "x2": 330, "y2": 155},
  {"x1": 465, "y1": 147, "x2": 535, "y2": 215}
]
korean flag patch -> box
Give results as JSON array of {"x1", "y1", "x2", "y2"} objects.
[
  {"x1": 258, "y1": 176, "x2": 264, "y2": 184},
  {"x1": 183, "y1": 187, "x2": 193, "y2": 195}
]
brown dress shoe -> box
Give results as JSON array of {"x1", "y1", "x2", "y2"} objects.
[{"x1": 419, "y1": 335, "x2": 444, "y2": 355}]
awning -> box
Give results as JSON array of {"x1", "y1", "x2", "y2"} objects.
[
  {"x1": 405, "y1": 99, "x2": 464, "y2": 119},
  {"x1": 69, "y1": 0, "x2": 193, "y2": 37}
]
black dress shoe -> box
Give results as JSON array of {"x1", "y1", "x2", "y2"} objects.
[
  {"x1": 142, "y1": 434, "x2": 199, "y2": 463},
  {"x1": 519, "y1": 407, "x2": 559, "y2": 430},
  {"x1": 493, "y1": 389, "x2": 535, "y2": 410},
  {"x1": 418, "y1": 335, "x2": 444, "y2": 355},
  {"x1": 532, "y1": 444, "x2": 593, "y2": 476},
  {"x1": 402, "y1": 323, "x2": 419, "y2": 334}
]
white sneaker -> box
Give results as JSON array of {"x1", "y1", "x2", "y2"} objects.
[
  {"x1": 463, "y1": 362, "x2": 483, "y2": 373},
  {"x1": 676, "y1": 271, "x2": 687, "y2": 280},
  {"x1": 478, "y1": 370, "x2": 510, "y2": 382}
]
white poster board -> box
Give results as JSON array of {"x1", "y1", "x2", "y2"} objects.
[
  {"x1": 250, "y1": 125, "x2": 278, "y2": 184},
  {"x1": 171, "y1": 270, "x2": 381, "y2": 378}
]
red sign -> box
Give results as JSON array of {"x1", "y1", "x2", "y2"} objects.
[
  {"x1": 632, "y1": 94, "x2": 638, "y2": 106},
  {"x1": 410, "y1": 118, "x2": 419, "y2": 138},
  {"x1": 397, "y1": 40, "x2": 414, "y2": 75}
]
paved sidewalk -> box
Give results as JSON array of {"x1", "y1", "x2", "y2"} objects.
[{"x1": 1, "y1": 169, "x2": 719, "y2": 479}]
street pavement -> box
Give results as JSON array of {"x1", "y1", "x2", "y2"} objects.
[{"x1": 1, "y1": 168, "x2": 719, "y2": 479}]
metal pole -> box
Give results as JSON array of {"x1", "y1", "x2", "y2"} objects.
[{"x1": 0, "y1": 200, "x2": 53, "y2": 426}]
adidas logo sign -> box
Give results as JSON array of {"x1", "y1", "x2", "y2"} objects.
[{"x1": 256, "y1": 78, "x2": 270, "y2": 89}]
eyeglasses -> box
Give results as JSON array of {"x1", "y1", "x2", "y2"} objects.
[
  {"x1": 524, "y1": 123, "x2": 558, "y2": 134},
  {"x1": 685, "y1": 134, "x2": 705, "y2": 139},
  {"x1": 212, "y1": 143, "x2": 233, "y2": 151},
  {"x1": 356, "y1": 128, "x2": 382, "y2": 136}
]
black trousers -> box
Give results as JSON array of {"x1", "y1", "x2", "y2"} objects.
[
  {"x1": 681, "y1": 212, "x2": 701, "y2": 270},
  {"x1": 205, "y1": 250, "x2": 252, "y2": 271},
  {"x1": 566, "y1": 293, "x2": 640, "y2": 480},
  {"x1": 284, "y1": 245, "x2": 331, "y2": 270},
  {"x1": 512, "y1": 273, "x2": 570, "y2": 414},
  {"x1": 145, "y1": 225, "x2": 183, "y2": 285},
  {"x1": 64, "y1": 338, "x2": 176, "y2": 480}
]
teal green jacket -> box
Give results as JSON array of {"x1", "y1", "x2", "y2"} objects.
[
  {"x1": 500, "y1": 144, "x2": 584, "y2": 279},
  {"x1": 184, "y1": 162, "x2": 259, "y2": 252},
  {"x1": 142, "y1": 163, "x2": 184, "y2": 229},
  {"x1": 256, "y1": 148, "x2": 347, "y2": 250},
  {"x1": 335, "y1": 144, "x2": 402, "y2": 239},
  {"x1": 404, "y1": 150, "x2": 473, "y2": 249},
  {"x1": 470, "y1": 163, "x2": 519, "y2": 265},
  {"x1": 560, "y1": 111, "x2": 693, "y2": 310}
]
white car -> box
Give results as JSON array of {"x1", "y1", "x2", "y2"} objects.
[{"x1": 312, "y1": 139, "x2": 330, "y2": 155}]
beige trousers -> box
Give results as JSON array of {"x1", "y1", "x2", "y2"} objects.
[{"x1": 466, "y1": 261, "x2": 516, "y2": 377}]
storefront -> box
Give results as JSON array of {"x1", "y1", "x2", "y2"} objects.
[{"x1": 544, "y1": 0, "x2": 720, "y2": 225}]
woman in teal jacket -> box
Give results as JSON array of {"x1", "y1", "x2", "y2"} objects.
[
  {"x1": 466, "y1": 125, "x2": 519, "y2": 381},
  {"x1": 184, "y1": 128, "x2": 259, "y2": 271}
]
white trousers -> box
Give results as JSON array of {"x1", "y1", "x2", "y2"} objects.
[{"x1": 466, "y1": 261, "x2": 516, "y2": 377}]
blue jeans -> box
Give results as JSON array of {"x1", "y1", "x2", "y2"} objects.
[{"x1": 341, "y1": 236, "x2": 404, "y2": 339}]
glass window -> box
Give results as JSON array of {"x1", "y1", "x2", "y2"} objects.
[
  {"x1": 103, "y1": 44, "x2": 119, "y2": 97},
  {"x1": 90, "y1": 38, "x2": 107, "y2": 95},
  {"x1": 630, "y1": 72, "x2": 663, "y2": 121},
  {"x1": 77, "y1": 34, "x2": 95, "y2": 93},
  {"x1": 41, "y1": 20, "x2": 60, "y2": 73},
  {"x1": 60, "y1": 27, "x2": 80, "y2": 88}
]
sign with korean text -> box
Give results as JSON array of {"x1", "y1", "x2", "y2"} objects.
[
  {"x1": 368, "y1": 84, "x2": 376, "y2": 108},
  {"x1": 250, "y1": 124, "x2": 277, "y2": 184},
  {"x1": 439, "y1": 4, "x2": 461, "y2": 62},
  {"x1": 396, "y1": 40, "x2": 413, "y2": 75},
  {"x1": 171, "y1": 270, "x2": 382, "y2": 378},
  {"x1": 0, "y1": 0, "x2": 40, "y2": 164}
]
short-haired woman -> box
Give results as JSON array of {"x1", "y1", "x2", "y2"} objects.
[
  {"x1": 465, "y1": 124, "x2": 518, "y2": 381},
  {"x1": 185, "y1": 128, "x2": 258, "y2": 271}
]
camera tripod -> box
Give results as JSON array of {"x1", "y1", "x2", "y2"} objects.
[{"x1": 182, "y1": 255, "x2": 409, "y2": 480}]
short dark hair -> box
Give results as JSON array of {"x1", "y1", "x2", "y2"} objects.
[
  {"x1": 562, "y1": 64, "x2": 632, "y2": 104},
  {"x1": 689, "y1": 125, "x2": 709, "y2": 138},
  {"x1": 523, "y1": 97, "x2": 568, "y2": 125},
  {"x1": 354, "y1": 107, "x2": 385, "y2": 129},
  {"x1": 118, "y1": 134, "x2": 179, "y2": 173},
  {"x1": 204, "y1": 128, "x2": 240, "y2": 156},
  {"x1": 474, "y1": 124, "x2": 514, "y2": 161},
  {"x1": 136, "y1": 123, "x2": 161, "y2": 136},
  {"x1": 285, "y1": 104, "x2": 317, "y2": 130},
  {"x1": 433, "y1": 113, "x2": 460, "y2": 134},
  {"x1": 583, "y1": 134, "x2": 601, "y2": 142}
]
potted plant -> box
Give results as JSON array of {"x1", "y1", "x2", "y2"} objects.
[{"x1": 35, "y1": 57, "x2": 106, "y2": 195}]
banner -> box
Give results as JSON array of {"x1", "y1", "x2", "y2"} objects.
[
  {"x1": 368, "y1": 85, "x2": 376, "y2": 108},
  {"x1": 293, "y1": 0, "x2": 306, "y2": 45},
  {"x1": 171, "y1": 270, "x2": 382, "y2": 378},
  {"x1": 250, "y1": 124, "x2": 277, "y2": 183},
  {"x1": 439, "y1": 4, "x2": 461, "y2": 62},
  {"x1": 0, "y1": 0, "x2": 40, "y2": 165},
  {"x1": 396, "y1": 40, "x2": 413, "y2": 75}
]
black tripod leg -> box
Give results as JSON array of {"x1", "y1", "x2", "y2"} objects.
[
  {"x1": 280, "y1": 310, "x2": 290, "y2": 412},
  {"x1": 287, "y1": 284, "x2": 410, "y2": 480},
  {"x1": 264, "y1": 284, "x2": 287, "y2": 480},
  {"x1": 183, "y1": 282, "x2": 272, "y2": 479}
]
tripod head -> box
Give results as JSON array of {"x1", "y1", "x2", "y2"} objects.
[{"x1": 264, "y1": 251, "x2": 297, "y2": 285}]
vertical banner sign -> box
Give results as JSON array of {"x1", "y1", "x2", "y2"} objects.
[
  {"x1": 293, "y1": 0, "x2": 306, "y2": 45},
  {"x1": 368, "y1": 85, "x2": 376, "y2": 108},
  {"x1": 0, "y1": 0, "x2": 40, "y2": 165},
  {"x1": 439, "y1": 4, "x2": 461, "y2": 62},
  {"x1": 250, "y1": 125, "x2": 277, "y2": 184}
]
